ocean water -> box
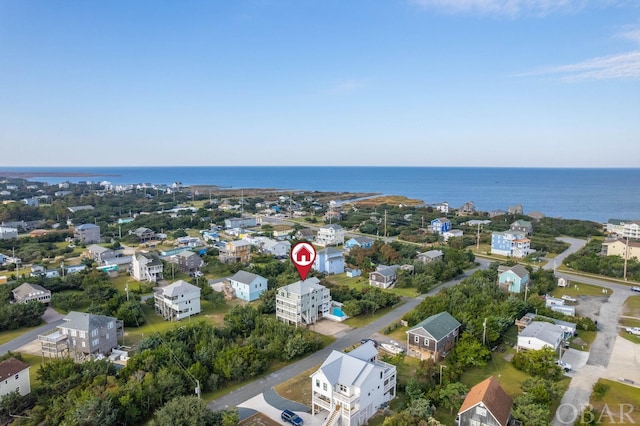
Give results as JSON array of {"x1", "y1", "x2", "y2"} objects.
[{"x1": 1, "y1": 166, "x2": 639, "y2": 223}]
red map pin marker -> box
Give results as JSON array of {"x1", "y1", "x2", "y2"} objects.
[{"x1": 290, "y1": 241, "x2": 316, "y2": 281}]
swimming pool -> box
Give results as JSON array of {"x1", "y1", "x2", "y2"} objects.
[{"x1": 332, "y1": 307, "x2": 345, "y2": 317}]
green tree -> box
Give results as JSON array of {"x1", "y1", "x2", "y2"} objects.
[
  {"x1": 437, "y1": 382, "x2": 468, "y2": 414},
  {"x1": 151, "y1": 396, "x2": 226, "y2": 426}
]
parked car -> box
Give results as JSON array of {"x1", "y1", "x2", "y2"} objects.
[
  {"x1": 556, "y1": 359, "x2": 572, "y2": 371},
  {"x1": 360, "y1": 338, "x2": 379, "y2": 348},
  {"x1": 626, "y1": 327, "x2": 640, "y2": 336},
  {"x1": 561, "y1": 295, "x2": 577, "y2": 303},
  {"x1": 281, "y1": 410, "x2": 304, "y2": 426},
  {"x1": 631, "y1": 286, "x2": 640, "y2": 293}
]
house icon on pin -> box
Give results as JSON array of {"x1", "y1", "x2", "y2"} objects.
[{"x1": 296, "y1": 246, "x2": 312, "y2": 263}]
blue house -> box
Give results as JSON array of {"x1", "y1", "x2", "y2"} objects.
[
  {"x1": 344, "y1": 236, "x2": 375, "y2": 250},
  {"x1": 491, "y1": 230, "x2": 531, "y2": 258},
  {"x1": 497, "y1": 264, "x2": 530, "y2": 293},
  {"x1": 430, "y1": 218, "x2": 451, "y2": 235},
  {"x1": 228, "y1": 270, "x2": 268, "y2": 301},
  {"x1": 313, "y1": 247, "x2": 344, "y2": 275}
]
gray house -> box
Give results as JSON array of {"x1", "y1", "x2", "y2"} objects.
[
  {"x1": 416, "y1": 249, "x2": 444, "y2": 264},
  {"x1": 510, "y1": 220, "x2": 533, "y2": 235},
  {"x1": 369, "y1": 265, "x2": 400, "y2": 289},
  {"x1": 87, "y1": 244, "x2": 117, "y2": 265},
  {"x1": 74, "y1": 223, "x2": 101, "y2": 244},
  {"x1": 11, "y1": 283, "x2": 51, "y2": 304},
  {"x1": 43, "y1": 312, "x2": 123, "y2": 359},
  {"x1": 406, "y1": 311, "x2": 461, "y2": 361},
  {"x1": 173, "y1": 250, "x2": 204, "y2": 273},
  {"x1": 456, "y1": 376, "x2": 513, "y2": 426}
]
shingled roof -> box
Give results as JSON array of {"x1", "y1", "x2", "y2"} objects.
[
  {"x1": 0, "y1": 358, "x2": 30, "y2": 382},
  {"x1": 458, "y1": 376, "x2": 513, "y2": 426}
]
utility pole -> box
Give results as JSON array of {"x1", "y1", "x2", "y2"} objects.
[
  {"x1": 624, "y1": 236, "x2": 629, "y2": 281},
  {"x1": 439, "y1": 365, "x2": 447, "y2": 386},
  {"x1": 482, "y1": 318, "x2": 487, "y2": 346},
  {"x1": 476, "y1": 223, "x2": 481, "y2": 251},
  {"x1": 384, "y1": 210, "x2": 387, "y2": 238}
]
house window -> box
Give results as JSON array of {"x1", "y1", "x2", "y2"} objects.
[
  {"x1": 424, "y1": 338, "x2": 430, "y2": 346},
  {"x1": 476, "y1": 406, "x2": 487, "y2": 417},
  {"x1": 91, "y1": 329, "x2": 98, "y2": 337},
  {"x1": 470, "y1": 419, "x2": 481, "y2": 426},
  {"x1": 82, "y1": 341, "x2": 86, "y2": 348},
  {"x1": 70, "y1": 329, "x2": 77, "y2": 337},
  {"x1": 316, "y1": 380, "x2": 320, "y2": 388},
  {"x1": 338, "y1": 384, "x2": 348, "y2": 393},
  {"x1": 323, "y1": 383, "x2": 327, "y2": 391},
  {"x1": 14, "y1": 374, "x2": 19, "y2": 380},
  {"x1": 414, "y1": 335, "x2": 419, "y2": 343},
  {"x1": 108, "y1": 321, "x2": 114, "y2": 329}
]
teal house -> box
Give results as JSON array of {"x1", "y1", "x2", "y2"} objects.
[{"x1": 497, "y1": 264, "x2": 530, "y2": 294}]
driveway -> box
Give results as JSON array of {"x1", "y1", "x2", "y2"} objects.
[{"x1": 553, "y1": 276, "x2": 633, "y2": 425}]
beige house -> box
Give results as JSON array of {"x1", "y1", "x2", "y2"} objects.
[{"x1": 601, "y1": 238, "x2": 640, "y2": 260}]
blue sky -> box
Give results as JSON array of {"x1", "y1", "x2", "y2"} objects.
[{"x1": 1, "y1": 0, "x2": 639, "y2": 167}]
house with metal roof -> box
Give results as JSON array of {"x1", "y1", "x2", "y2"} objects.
[
  {"x1": 456, "y1": 376, "x2": 513, "y2": 426},
  {"x1": 311, "y1": 341, "x2": 396, "y2": 426},
  {"x1": 11, "y1": 282, "x2": 51, "y2": 304},
  {"x1": 228, "y1": 270, "x2": 268, "y2": 301},
  {"x1": 154, "y1": 280, "x2": 201, "y2": 321},
  {"x1": 406, "y1": 311, "x2": 462, "y2": 361},
  {"x1": 416, "y1": 249, "x2": 444, "y2": 264},
  {"x1": 516, "y1": 321, "x2": 564, "y2": 352}
]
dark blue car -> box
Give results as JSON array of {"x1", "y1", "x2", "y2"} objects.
[{"x1": 281, "y1": 409, "x2": 304, "y2": 426}]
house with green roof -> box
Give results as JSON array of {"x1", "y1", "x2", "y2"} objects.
[{"x1": 406, "y1": 311, "x2": 461, "y2": 361}]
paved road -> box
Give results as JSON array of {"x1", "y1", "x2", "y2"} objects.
[
  {"x1": 552, "y1": 272, "x2": 635, "y2": 426},
  {"x1": 542, "y1": 237, "x2": 588, "y2": 271},
  {"x1": 209, "y1": 259, "x2": 491, "y2": 412},
  {"x1": 0, "y1": 319, "x2": 65, "y2": 355}
]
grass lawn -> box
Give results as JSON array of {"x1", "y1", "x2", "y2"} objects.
[
  {"x1": 588, "y1": 379, "x2": 640, "y2": 424},
  {"x1": 0, "y1": 323, "x2": 45, "y2": 345},
  {"x1": 123, "y1": 299, "x2": 236, "y2": 347},
  {"x1": 551, "y1": 282, "x2": 611, "y2": 298},
  {"x1": 460, "y1": 350, "x2": 530, "y2": 397},
  {"x1": 343, "y1": 303, "x2": 404, "y2": 328},
  {"x1": 570, "y1": 330, "x2": 596, "y2": 351},
  {"x1": 618, "y1": 329, "x2": 640, "y2": 344},
  {"x1": 623, "y1": 296, "x2": 640, "y2": 317},
  {"x1": 325, "y1": 273, "x2": 420, "y2": 298},
  {"x1": 273, "y1": 365, "x2": 319, "y2": 406},
  {"x1": 19, "y1": 353, "x2": 44, "y2": 389}
]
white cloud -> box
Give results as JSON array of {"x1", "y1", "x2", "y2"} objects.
[
  {"x1": 522, "y1": 51, "x2": 640, "y2": 81},
  {"x1": 410, "y1": 0, "x2": 590, "y2": 17},
  {"x1": 618, "y1": 29, "x2": 640, "y2": 44},
  {"x1": 329, "y1": 78, "x2": 369, "y2": 94}
]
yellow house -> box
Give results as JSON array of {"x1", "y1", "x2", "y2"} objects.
[{"x1": 601, "y1": 238, "x2": 640, "y2": 260}]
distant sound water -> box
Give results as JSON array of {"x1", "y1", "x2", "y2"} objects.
[{"x1": 2, "y1": 166, "x2": 639, "y2": 223}]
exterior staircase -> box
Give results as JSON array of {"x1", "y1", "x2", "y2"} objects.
[{"x1": 323, "y1": 405, "x2": 341, "y2": 426}]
